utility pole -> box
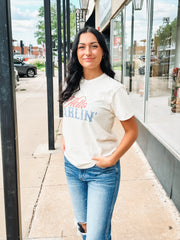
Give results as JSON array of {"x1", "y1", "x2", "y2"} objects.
[
  {"x1": 0, "y1": 0, "x2": 22, "y2": 239},
  {"x1": 20, "y1": 40, "x2": 24, "y2": 54}
]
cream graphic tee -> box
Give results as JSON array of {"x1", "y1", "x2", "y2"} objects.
[{"x1": 62, "y1": 73, "x2": 134, "y2": 169}]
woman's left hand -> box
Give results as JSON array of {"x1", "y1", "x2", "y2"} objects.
[
  {"x1": 92, "y1": 156, "x2": 115, "y2": 168},
  {"x1": 93, "y1": 117, "x2": 138, "y2": 169}
]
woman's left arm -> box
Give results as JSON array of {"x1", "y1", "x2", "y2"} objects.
[{"x1": 93, "y1": 116, "x2": 138, "y2": 168}]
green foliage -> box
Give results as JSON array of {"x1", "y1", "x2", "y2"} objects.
[
  {"x1": 34, "y1": 61, "x2": 45, "y2": 68},
  {"x1": 35, "y1": 3, "x2": 76, "y2": 46},
  {"x1": 154, "y1": 18, "x2": 177, "y2": 49}
]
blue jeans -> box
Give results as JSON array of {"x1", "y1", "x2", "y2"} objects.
[{"x1": 64, "y1": 156, "x2": 120, "y2": 240}]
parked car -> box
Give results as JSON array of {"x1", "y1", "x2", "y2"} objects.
[
  {"x1": 13, "y1": 58, "x2": 37, "y2": 77},
  {"x1": 138, "y1": 55, "x2": 159, "y2": 63},
  {"x1": 13, "y1": 54, "x2": 24, "y2": 61},
  {"x1": 138, "y1": 55, "x2": 158, "y2": 76},
  {"x1": 138, "y1": 64, "x2": 152, "y2": 76}
]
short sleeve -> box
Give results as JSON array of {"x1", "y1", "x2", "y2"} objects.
[{"x1": 111, "y1": 85, "x2": 134, "y2": 121}]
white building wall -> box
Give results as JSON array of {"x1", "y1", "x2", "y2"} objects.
[{"x1": 94, "y1": 0, "x2": 127, "y2": 30}]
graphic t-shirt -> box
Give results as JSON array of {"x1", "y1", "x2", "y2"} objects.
[{"x1": 62, "y1": 73, "x2": 134, "y2": 169}]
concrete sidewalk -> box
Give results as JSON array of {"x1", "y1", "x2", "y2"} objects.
[{"x1": 0, "y1": 70, "x2": 180, "y2": 240}]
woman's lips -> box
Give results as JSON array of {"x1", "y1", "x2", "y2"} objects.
[{"x1": 83, "y1": 58, "x2": 94, "y2": 62}]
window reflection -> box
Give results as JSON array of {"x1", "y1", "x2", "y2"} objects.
[
  {"x1": 150, "y1": 16, "x2": 177, "y2": 96},
  {"x1": 111, "y1": 2, "x2": 147, "y2": 120},
  {"x1": 148, "y1": 0, "x2": 180, "y2": 155},
  {"x1": 111, "y1": 12, "x2": 123, "y2": 82},
  {"x1": 111, "y1": 0, "x2": 180, "y2": 155},
  {"x1": 127, "y1": 0, "x2": 147, "y2": 120}
]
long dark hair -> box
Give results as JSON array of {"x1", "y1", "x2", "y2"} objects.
[{"x1": 60, "y1": 26, "x2": 115, "y2": 104}]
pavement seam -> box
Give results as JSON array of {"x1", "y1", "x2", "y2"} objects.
[
  {"x1": 27, "y1": 153, "x2": 52, "y2": 237},
  {"x1": 26, "y1": 116, "x2": 62, "y2": 238}
]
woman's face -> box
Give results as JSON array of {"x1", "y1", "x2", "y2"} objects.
[{"x1": 77, "y1": 32, "x2": 104, "y2": 72}]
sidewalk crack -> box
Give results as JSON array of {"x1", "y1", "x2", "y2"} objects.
[{"x1": 27, "y1": 153, "x2": 52, "y2": 237}]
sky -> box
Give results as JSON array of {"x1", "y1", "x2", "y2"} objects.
[
  {"x1": 124, "y1": 0, "x2": 177, "y2": 45},
  {"x1": 11, "y1": 0, "x2": 80, "y2": 47},
  {"x1": 11, "y1": 0, "x2": 178, "y2": 47}
]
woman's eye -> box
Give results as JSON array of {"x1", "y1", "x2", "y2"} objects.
[
  {"x1": 78, "y1": 46, "x2": 84, "y2": 49},
  {"x1": 92, "y1": 45, "x2": 98, "y2": 48}
]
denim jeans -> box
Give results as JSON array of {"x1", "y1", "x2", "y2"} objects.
[{"x1": 64, "y1": 156, "x2": 120, "y2": 240}]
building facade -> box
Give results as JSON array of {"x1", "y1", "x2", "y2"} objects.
[
  {"x1": 13, "y1": 45, "x2": 44, "y2": 60},
  {"x1": 86, "y1": 0, "x2": 180, "y2": 212}
]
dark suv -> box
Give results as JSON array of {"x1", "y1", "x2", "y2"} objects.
[{"x1": 13, "y1": 58, "x2": 37, "y2": 77}]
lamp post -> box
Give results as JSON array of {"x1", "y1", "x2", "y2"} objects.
[
  {"x1": 79, "y1": 0, "x2": 89, "y2": 29},
  {"x1": 128, "y1": 0, "x2": 144, "y2": 92},
  {"x1": 80, "y1": 0, "x2": 89, "y2": 8},
  {"x1": 133, "y1": 0, "x2": 144, "y2": 10},
  {"x1": 76, "y1": 9, "x2": 80, "y2": 33}
]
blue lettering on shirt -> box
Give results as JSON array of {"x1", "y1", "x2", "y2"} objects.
[{"x1": 63, "y1": 106, "x2": 97, "y2": 122}]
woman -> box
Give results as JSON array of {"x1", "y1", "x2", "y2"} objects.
[{"x1": 60, "y1": 26, "x2": 138, "y2": 240}]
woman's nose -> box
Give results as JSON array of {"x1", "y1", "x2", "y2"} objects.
[{"x1": 85, "y1": 46, "x2": 91, "y2": 55}]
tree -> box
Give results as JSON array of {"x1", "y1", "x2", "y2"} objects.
[
  {"x1": 34, "y1": 2, "x2": 76, "y2": 46},
  {"x1": 154, "y1": 18, "x2": 177, "y2": 52}
]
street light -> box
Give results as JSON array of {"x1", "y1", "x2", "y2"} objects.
[
  {"x1": 79, "y1": 0, "x2": 89, "y2": 29},
  {"x1": 133, "y1": 0, "x2": 144, "y2": 10},
  {"x1": 79, "y1": 0, "x2": 89, "y2": 9},
  {"x1": 80, "y1": 20, "x2": 85, "y2": 29}
]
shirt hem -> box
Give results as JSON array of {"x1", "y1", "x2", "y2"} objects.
[{"x1": 64, "y1": 153, "x2": 97, "y2": 169}]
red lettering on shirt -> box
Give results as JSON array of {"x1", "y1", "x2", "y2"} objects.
[{"x1": 65, "y1": 96, "x2": 87, "y2": 109}]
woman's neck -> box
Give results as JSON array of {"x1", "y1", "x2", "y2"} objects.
[{"x1": 83, "y1": 68, "x2": 103, "y2": 80}]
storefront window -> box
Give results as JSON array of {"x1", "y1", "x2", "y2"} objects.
[
  {"x1": 111, "y1": 0, "x2": 180, "y2": 156},
  {"x1": 111, "y1": 1, "x2": 147, "y2": 119},
  {"x1": 111, "y1": 12, "x2": 123, "y2": 82},
  {"x1": 148, "y1": 0, "x2": 180, "y2": 155},
  {"x1": 125, "y1": 0, "x2": 147, "y2": 120},
  {"x1": 124, "y1": 2, "x2": 132, "y2": 89}
]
